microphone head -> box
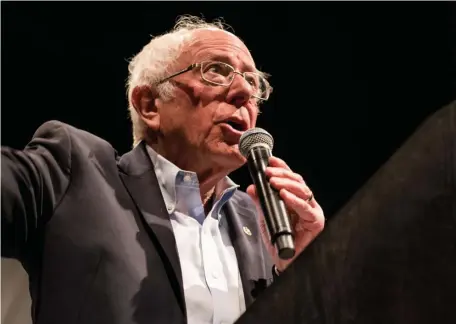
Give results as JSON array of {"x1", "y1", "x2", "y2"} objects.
[{"x1": 239, "y1": 128, "x2": 274, "y2": 158}]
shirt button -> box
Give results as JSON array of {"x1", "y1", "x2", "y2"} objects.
[
  {"x1": 212, "y1": 270, "x2": 220, "y2": 279},
  {"x1": 183, "y1": 174, "x2": 192, "y2": 183}
]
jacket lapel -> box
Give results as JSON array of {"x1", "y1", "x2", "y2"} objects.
[
  {"x1": 117, "y1": 142, "x2": 185, "y2": 314},
  {"x1": 224, "y1": 192, "x2": 274, "y2": 307}
]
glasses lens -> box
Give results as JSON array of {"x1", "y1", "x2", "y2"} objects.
[
  {"x1": 201, "y1": 61, "x2": 234, "y2": 85},
  {"x1": 201, "y1": 61, "x2": 271, "y2": 100},
  {"x1": 245, "y1": 72, "x2": 270, "y2": 100}
]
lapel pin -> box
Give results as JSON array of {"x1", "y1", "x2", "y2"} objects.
[{"x1": 243, "y1": 226, "x2": 252, "y2": 236}]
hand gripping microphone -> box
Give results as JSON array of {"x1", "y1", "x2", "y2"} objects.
[{"x1": 239, "y1": 128, "x2": 295, "y2": 260}]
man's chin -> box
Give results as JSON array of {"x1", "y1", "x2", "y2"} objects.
[{"x1": 212, "y1": 144, "x2": 246, "y2": 169}]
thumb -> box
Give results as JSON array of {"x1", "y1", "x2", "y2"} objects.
[
  {"x1": 246, "y1": 184, "x2": 258, "y2": 202},
  {"x1": 247, "y1": 184, "x2": 275, "y2": 256},
  {"x1": 246, "y1": 184, "x2": 262, "y2": 216}
]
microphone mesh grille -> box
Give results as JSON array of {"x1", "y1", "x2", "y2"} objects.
[{"x1": 239, "y1": 128, "x2": 274, "y2": 158}]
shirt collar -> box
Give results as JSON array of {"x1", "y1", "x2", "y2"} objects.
[{"x1": 146, "y1": 145, "x2": 239, "y2": 215}]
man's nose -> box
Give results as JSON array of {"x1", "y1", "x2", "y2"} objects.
[{"x1": 226, "y1": 73, "x2": 253, "y2": 108}]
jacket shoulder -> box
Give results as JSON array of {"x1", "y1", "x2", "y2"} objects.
[{"x1": 32, "y1": 120, "x2": 117, "y2": 156}]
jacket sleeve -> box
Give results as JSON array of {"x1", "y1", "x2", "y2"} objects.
[{"x1": 1, "y1": 121, "x2": 72, "y2": 259}]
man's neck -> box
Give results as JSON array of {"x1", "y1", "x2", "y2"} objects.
[{"x1": 148, "y1": 141, "x2": 229, "y2": 203}]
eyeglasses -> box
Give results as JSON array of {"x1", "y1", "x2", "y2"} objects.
[{"x1": 157, "y1": 60, "x2": 272, "y2": 101}]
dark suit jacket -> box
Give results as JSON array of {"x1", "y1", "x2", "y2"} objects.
[{"x1": 1, "y1": 121, "x2": 274, "y2": 324}]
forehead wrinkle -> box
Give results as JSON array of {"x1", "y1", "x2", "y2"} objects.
[
  {"x1": 178, "y1": 29, "x2": 270, "y2": 80},
  {"x1": 186, "y1": 29, "x2": 254, "y2": 63},
  {"x1": 199, "y1": 52, "x2": 258, "y2": 71},
  {"x1": 192, "y1": 42, "x2": 252, "y2": 62}
]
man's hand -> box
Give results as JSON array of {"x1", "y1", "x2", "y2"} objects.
[{"x1": 247, "y1": 156, "x2": 325, "y2": 272}]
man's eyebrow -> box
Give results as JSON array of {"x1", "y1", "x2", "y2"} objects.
[{"x1": 202, "y1": 54, "x2": 260, "y2": 73}]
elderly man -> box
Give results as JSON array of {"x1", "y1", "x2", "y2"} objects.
[{"x1": 1, "y1": 16, "x2": 325, "y2": 324}]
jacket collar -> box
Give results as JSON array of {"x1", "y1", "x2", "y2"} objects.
[{"x1": 118, "y1": 141, "x2": 186, "y2": 314}]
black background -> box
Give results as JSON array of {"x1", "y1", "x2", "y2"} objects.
[{"x1": 2, "y1": 2, "x2": 455, "y2": 217}]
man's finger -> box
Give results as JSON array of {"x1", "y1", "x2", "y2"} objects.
[{"x1": 246, "y1": 184, "x2": 258, "y2": 201}]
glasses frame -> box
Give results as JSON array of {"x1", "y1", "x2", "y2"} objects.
[{"x1": 157, "y1": 60, "x2": 272, "y2": 101}]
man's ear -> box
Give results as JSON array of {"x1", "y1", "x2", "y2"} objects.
[{"x1": 131, "y1": 85, "x2": 161, "y2": 132}]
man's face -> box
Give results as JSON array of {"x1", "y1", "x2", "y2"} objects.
[{"x1": 154, "y1": 29, "x2": 261, "y2": 171}]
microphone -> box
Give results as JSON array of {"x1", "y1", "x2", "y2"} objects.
[{"x1": 239, "y1": 128, "x2": 295, "y2": 260}]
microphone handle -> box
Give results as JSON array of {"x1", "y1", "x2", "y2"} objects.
[{"x1": 247, "y1": 146, "x2": 295, "y2": 260}]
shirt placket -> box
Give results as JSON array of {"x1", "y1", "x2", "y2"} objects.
[{"x1": 201, "y1": 216, "x2": 228, "y2": 324}]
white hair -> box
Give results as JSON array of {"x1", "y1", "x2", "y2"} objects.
[{"x1": 126, "y1": 15, "x2": 234, "y2": 146}]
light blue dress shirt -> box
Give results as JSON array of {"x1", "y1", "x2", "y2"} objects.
[{"x1": 146, "y1": 146, "x2": 246, "y2": 324}]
